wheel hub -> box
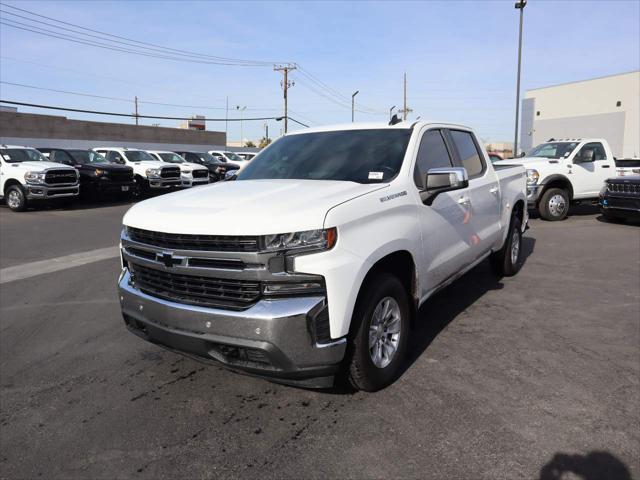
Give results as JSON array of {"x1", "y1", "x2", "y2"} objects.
[
  {"x1": 548, "y1": 194, "x2": 566, "y2": 217},
  {"x1": 368, "y1": 297, "x2": 402, "y2": 369}
]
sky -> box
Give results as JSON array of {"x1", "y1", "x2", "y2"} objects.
[{"x1": 1, "y1": 0, "x2": 639, "y2": 145}]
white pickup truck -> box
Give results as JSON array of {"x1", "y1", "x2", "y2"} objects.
[
  {"x1": 147, "y1": 150, "x2": 210, "y2": 188},
  {"x1": 1, "y1": 145, "x2": 79, "y2": 212},
  {"x1": 93, "y1": 147, "x2": 182, "y2": 195},
  {"x1": 118, "y1": 122, "x2": 528, "y2": 391},
  {"x1": 495, "y1": 138, "x2": 616, "y2": 221}
]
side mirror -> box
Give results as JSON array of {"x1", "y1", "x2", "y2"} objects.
[
  {"x1": 420, "y1": 167, "x2": 469, "y2": 206},
  {"x1": 224, "y1": 170, "x2": 237, "y2": 181},
  {"x1": 576, "y1": 150, "x2": 594, "y2": 163}
]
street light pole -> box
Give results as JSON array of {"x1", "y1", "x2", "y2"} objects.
[
  {"x1": 351, "y1": 90, "x2": 359, "y2": 122},
  {"x1": 513, "y1": 0, "x2": 527, "y2": 157},
  {"x1": 236, "y1": 105, "x2": 246, "y2": 146}
]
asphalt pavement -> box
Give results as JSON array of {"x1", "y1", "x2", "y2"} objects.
[{"x1": 0, "y1": 201, "x2": 638, "y2": 479}]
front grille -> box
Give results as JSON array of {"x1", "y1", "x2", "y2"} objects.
[
  {"x1": 161, "y1": 167, "x2": 181, "y2": 178},
  {"x1": 110, "y1": 170, "x2": 134, "y2": 182},
  {"x1": 130, "y1": 263, "x2": 260, "y2": 310},
  {"x1": 193, "y1": 170, "x2": 209, "y2": 179},
  {"x1": 45, "y1": 170, "x2": 77, "y2": 185},
  {"x1": 128, "y1": 227, "x2": 259, "y2": 252},
  {"x1": 608, "y1": 182, "x2": 640, "y2": 194}
]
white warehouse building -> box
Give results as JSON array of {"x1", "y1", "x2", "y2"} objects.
[{"x1": 520, "y1": 71, "x2": 639, "y2": 159}]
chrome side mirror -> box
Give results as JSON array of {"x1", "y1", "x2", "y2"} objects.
[{"x1": 421, "y1": 167, "x2": 469, "y2": 205}]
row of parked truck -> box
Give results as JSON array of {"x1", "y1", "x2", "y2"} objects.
[{"x1": 0, "y1": 145, "x2": 257, "y2": 211}]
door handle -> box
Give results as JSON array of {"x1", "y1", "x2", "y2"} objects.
[
  {"x1": 489, "y1": 186, "x2": 499, "y2": 195},
  {"x1": 602, "y1": 165, "x2": 610, "y2": 168},
  {"x1": 457, "y1": 196, "x2": 471, "y2": 206}
]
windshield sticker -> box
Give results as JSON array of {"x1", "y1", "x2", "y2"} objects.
[
  {"x1": 2, "y1": 154, "x2": 10, "y2": 160},
  {"x1": 368, "y1": 171, "x2": 384, "y2": 180},
  {"x1": 380, "y1": 191, "x2": 407, "y2": 203}
]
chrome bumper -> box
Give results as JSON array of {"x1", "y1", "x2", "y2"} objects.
[
  {"x1": 181, "y1": 178, "x2": 209, "y2": 188},
  {"x1": 26, "y1": 183, "x2": 79, "y2": 199},
  {"x1": 118, "y1": 269, "x2": 346, "y2": 387},
  {"x1": 527, "y1": 184, "x2": 543, "y2": 205},
  {"x1": 148, "y1": 178, "x2": 181, "y2": 189}
]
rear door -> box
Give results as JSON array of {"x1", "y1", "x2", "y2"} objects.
[
  {"x1": 413, "y1": 128, "x2": 476, "y2": 296},
  {"x1": 445, "y1": 129, "x2": 502, "y2": 261}
]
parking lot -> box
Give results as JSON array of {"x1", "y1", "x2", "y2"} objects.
[{"x1": 0, "y1": 201, "x2": 638, "y2": 479}]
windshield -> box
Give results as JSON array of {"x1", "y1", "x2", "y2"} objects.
[
  {"x1": 67, "y1": 150, "x2": 109, "y2": 164},
  {"x1": 158, "y1": 153, "x2": 185, "y2": 163},
  {"x1": 527, "y1": 142, "x2": 580, "y2": 159},
  {"x1": 238, "y1": 129, "x2": 412, "y2": 183},
  {"x1": 125, "y1": 150, "x2": 156, "y2": 162},
  {"x1": 1, "y1": 148, "x2": 47, "y2": 163},
  {"x1": 224, "y1": 152, "x2": 243, "y2": 162}
]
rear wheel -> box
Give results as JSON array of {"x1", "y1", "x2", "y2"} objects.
[
  {"x1": 539, "y1": 187, "x2": 569, "y2": 221},
  {"x1": 6, "y1": 185, "x2": 27, "y2": 212},
  {"x1": 490, "y1": 214, "x2": 523, "y2": 277},
  {"x1": 346, "y1": 274, "x2": 410, "y2": 392}
]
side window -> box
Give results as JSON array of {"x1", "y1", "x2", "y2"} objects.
[
  {"x1": 414, "y1": 129, "x2": 453, "y2": 187},
  {"x1": 53, "y1": 150, "x2": 74, "y2": 165},
  {"x1": 578, "y1": 142, "x2": 606, "y2": 161},
  {"x1": 448, "y1": 130, "x2": 485, "y2": 178},
  {"x1": 106, "y1": 151, "x2": 123, "y2": 162}
]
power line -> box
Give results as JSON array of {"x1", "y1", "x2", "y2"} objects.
[
  {"x1": 0, "y1": 100, "x2": 297, "y2": 122},
  {"x1": 0, "y1": 3, "x2": 280, "y2": 66}
]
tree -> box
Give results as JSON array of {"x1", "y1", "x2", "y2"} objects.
[
  {"x1": 244, "y1": 140, "x2": 256, "y2": 148},
  {"x1": 258, "y1": 137, "x2": 272, "y2": 149}
]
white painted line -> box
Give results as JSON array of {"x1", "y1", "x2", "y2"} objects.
[{"x1": 0, "y1": 246, "x2": 119, "y2": 285}]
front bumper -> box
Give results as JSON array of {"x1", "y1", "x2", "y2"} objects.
[
  {"x1": 148, "y1": 177, "x2": 182, "y2": 189},
  {"x1": 118, "y1": 269, "x2": 346, "y2": 387},
  {"x1": 93, "y1": 180, "x2": 136, "y2": 194},
  {"x1": 526, "y1": 184, "x2": 543, "y2": 205},
  {"x1": 181, "y1": 177, "x2": 210, "y2": 188},
  {"x1": 600, "y1": 194, "x2": 640, "y2": 216},
  {"x1": 25, "y1": 183, "x2": 79, "y2": 199}
]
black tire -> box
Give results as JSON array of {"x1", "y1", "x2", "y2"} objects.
[
  {"x1": 346, "y1": 273, "x2": 411, "y2": 392},
  {"x1": 132, "y1": 176, "x2": 146, "y2": 198},
  {"x1": 5, "y1": 185, "x2": 27, "y2": 212},
  {"x1": 490, "y1": 214, "x2": 523, "y2": 277},
  {"x1": 538, "y1": 187, "x2": 569, "y2": 221}
]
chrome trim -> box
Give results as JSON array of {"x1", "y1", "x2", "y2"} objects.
[{"x1": 315, "y1": 338, "x2": 347, "y2": 349}]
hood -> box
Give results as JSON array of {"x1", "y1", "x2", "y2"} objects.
[
  {"x1": 6, "y1": 161, "x2": 76, "y2": 171},
  {"x1": 179, "y1": 162, "x2": 207, "y2": 171},
  {"x1": 131, "y1": 160, "x2": 167, "y2": 168},
  {"x1": 82, "y1": 163, "x2": 132, "y2": 172},
  {"x1": 123, "y1": 179, "x2": 387, "y2": 235}
]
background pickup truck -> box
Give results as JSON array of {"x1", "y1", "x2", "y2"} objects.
[
  {"x1": 495, "y1": 138, "x2": 616, "y2": 221},
  {"x1": 118, "y1": 122, "x2": 528, "y2": 391}
]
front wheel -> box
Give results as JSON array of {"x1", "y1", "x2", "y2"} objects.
[
  {"x1": 5, "y1": 185, "x2": 27, "y2": 212},
  {"x1": 346, "y1": 274, "x2": 410, "y2": 392},
  {"x1": 490, "y1": 214, "x2": 523, "y2": 277},
  {"x1": 538, "y1": 188, "x2": 569, "y2": 221}
]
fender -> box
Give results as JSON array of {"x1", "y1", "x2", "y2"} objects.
[{"x1": 538, "y1": 174, "x2": 574, "y2": 199}]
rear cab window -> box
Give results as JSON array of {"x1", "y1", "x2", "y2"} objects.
[{"x1": 447, "y1": 129, "x2": 486, "y2": 178}]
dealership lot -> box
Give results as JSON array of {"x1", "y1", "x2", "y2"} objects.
[{"x1": 0, "y1": 202, "x2": 638, "y2": 479}]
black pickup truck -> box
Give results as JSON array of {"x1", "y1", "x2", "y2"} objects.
[
  {"x1": 600, "y1": 176, "x2": 640, "y2": 222},
  {"x1": 175, "y1": 151, "x2": 239, "y2": 182},
  {"x1": 39, "y1": 148, "x2": 135, "y2": 198}
]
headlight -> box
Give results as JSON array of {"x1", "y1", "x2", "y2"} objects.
[
  {"x1": 95, "y1": 168, "x2": 106, "y2": 176},
  {"x1": 261, "y1": 228, "x2": 337, "y2": 253},
  {"x1": 599, "y1": 184, "x2": 608, "y2": 196},
  {"x1": 146, "y1": 168, "x2": 162, "y2": 178},
  {"x1": 24, "y1": 171, "x2": 46, "y2": 184},
  {"x1": 526, "y1": 169, "x2": 539, "y2": 185},
  {"x1": 262, "y1": 282, "x2": 325, "y2": 296}
]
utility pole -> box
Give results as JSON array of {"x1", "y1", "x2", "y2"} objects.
[
  {"x1": 351, "y1": 90, "x2": 359, "y2": 122},
  {"x1": 237, "y1": 105, "x2": 246, "y2": 146},
  {"x1": 134, "y1": 96, "x2": 139, "y2": 125},
  {"x1": 399, "y1": 72, "x2": 412, "y2": 120},
  {"x1": 264, "y1": 121, "x2": 269, "y2": 143},
  {"x1": 274, "y1": 64, "x2": 296, "y2": 133},
  {"x1": 513, "y1": 0, "x2": 527, "y2": 157},
  {"x1": 225, "y1": 96, "x2": 229, "y2": 147}
]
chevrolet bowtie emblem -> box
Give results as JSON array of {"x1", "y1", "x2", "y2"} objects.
[{"x1": 157, "y1": 252, "x2": 181, "y2": 268}]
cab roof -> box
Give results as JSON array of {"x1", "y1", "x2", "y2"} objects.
[{"x1": 286, "y1": 120, "x2": 473, "y2": 135}]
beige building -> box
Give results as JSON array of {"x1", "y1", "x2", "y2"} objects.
[{"x1": 521, "y1": 71, "x2": 640, "y2": 158}]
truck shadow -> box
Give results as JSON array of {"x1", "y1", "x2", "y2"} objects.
[
  {"x1": 538, "y1": 451, "x2": 632, "y2": 480},
  {"x1": 400, "y1": 236, "x2": 536, "y2": 380}
]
